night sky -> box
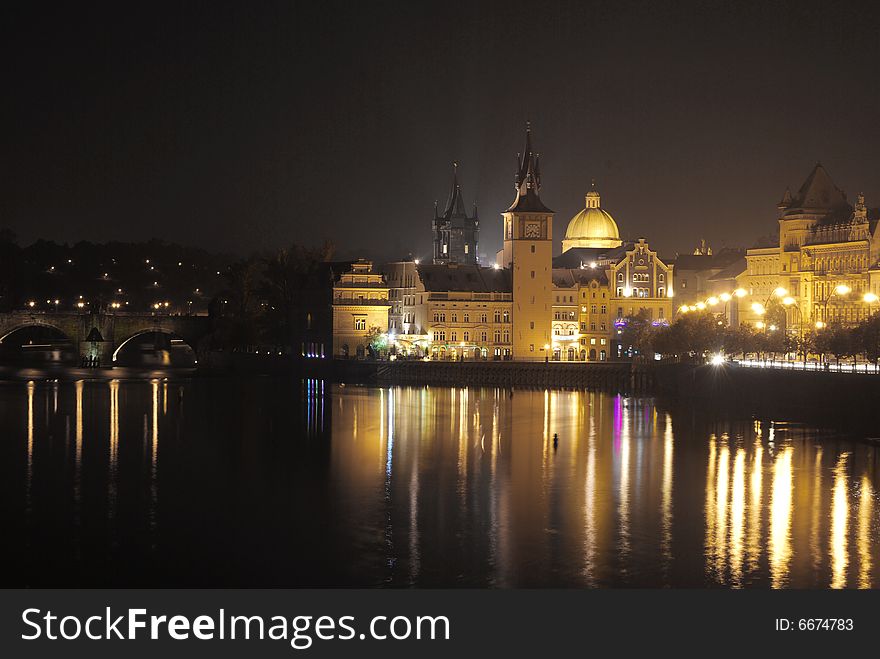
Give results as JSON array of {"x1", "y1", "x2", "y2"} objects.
[{"x1": 4, "y1": 1, "x2": 880, "y2": 262}]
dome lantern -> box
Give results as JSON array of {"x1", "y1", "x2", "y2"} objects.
[{"x1": 561, "y1": 180, "x2": 623, "y2": 252}]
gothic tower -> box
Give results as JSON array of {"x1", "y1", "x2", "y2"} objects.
[
  {"x1": 500, "y1": 122, "x2": 554, "y2": 361},
  {"x1": 432, "y1": 162, "x2": 479, "y2": 264}
]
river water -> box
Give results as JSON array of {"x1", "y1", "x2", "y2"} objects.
[{"x1": 1, "y1": 376, "x2": 877, "y2": 587}]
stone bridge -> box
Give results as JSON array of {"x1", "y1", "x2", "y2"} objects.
[{"x1": 0, "y1": 311, "x2": 214, "y2": 363}]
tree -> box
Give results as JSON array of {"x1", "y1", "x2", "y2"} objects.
[
  {"x1": 364, "y1": 326, "x2": 386, "y2": 358},
  {"x1": 617, "y1": 309, "x2": 657, "y2": 360},
  {"x1": 855, "y1": 315, "x2": 880, "y2": 367}
]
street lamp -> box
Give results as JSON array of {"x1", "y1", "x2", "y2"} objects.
[
  {"x1": 781, "y1": 296, "x2": 805, "y2": 364},
  {"x1": 819, "y1": 283, "x2": 851, "y2": 326}
]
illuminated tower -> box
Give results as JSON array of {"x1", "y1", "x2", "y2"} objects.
[
  {"x1": 432, "y1": 162, "x2": 479, "y2": 264},
  {"x1": 500, "y1": 123, "x2": 554, "y2": 361}
]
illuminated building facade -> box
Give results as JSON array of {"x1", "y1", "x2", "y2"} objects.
[
  {"x1": 499, "y1": 124, "x2": 555, "y2": 361},
  {"x1": 551, "y1": 182, "x2": 674, "y2": 359},
  {"x1": 331, "y1": 260, "x2": 390, "y2": 358},
  {"x1": 736, "y1": 164, "x2": 880, "y2": 329},
  {"x1": 332, "y1": 125, "x2": 673, "y2": 361}
]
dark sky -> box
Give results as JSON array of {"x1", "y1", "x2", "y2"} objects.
[{"x1": 4, "y1": 1, "x2": 880, "y2": 261}]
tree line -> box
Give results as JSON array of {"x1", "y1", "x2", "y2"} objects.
[{"x1": 618, "y1": 309, "x2": 880, "y2": 366}]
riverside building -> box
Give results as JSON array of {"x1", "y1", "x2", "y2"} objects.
[{"x1": 332, "y1": 124, "x2": 674, "y2": 360}]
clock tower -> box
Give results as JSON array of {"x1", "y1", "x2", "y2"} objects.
[{"x1": 500, "y1": 123, "x2": 554, "y2": 361}]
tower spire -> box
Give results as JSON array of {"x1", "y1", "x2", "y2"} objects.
[{"x1": 507, "y1": 121, "x2": 552, "y2": 213}]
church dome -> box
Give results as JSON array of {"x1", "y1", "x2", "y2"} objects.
[{"x1": 562, "y1": 182, "x2": 623, "y2": 251}]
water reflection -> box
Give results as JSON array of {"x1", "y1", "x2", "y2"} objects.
[{"x1": 2, "y1": 379, "x2": 880, "y2": 588}]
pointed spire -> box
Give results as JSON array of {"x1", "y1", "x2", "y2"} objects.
[
  {"x1": 472, "y1": 201, "x2": 478, "y2": 219},
  {"x1": 441, "y1": 160, "x2": 468, "y2": 218},
  {"x1": 433, "y1": 199, "x2": 439, "y2": 219},
  {"x1": 507, "y1": 121, "x2": 552, "y2": 213},
  {"x1": 778, "y1": 187, "x2": 792, "y2": 209}
]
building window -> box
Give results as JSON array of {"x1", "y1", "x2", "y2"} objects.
[
  {"x1": 530, "y1": 270, "x2": 535, "y2": 279},
  {"x1": 600, "y1": 304, "x2": 606, "y2": 314},
  {"x1": 590, "y1": 304, "x2": 597, "y2": 313},
  {"x1": 463, "y1": 331, "x2": 469, "y2": 341},
  {"x1": 503, "y1": 310, "x2": 510, "y2": 323},
  {"x1": 529, "y1": 321, "x2": 534, "y2": 329},
  {"x1": 451, "y1": 313, "x2": 457, "y2": 322},
  {"x1": 530, "y1": 245, "x2": 535, "y2": 253},
  {"x1": 618, "y1": 272, "x2": 624, "y2": 282},
  {"x1": 463, "y1": 313, "x2": 469, "y2": 323},
  {"x1": 494, "y1": 310, "x2": 501, "y2": 323},
  {"x1": 659, "y1": 273, "x2": 665, "y2": 282},
  {"x1": 600, "y1": 338, "x2": 606, "y2": 345},
  {"x1": 503, "y1": 330, "x2": 509, "y2": 343},
  {"x1": 354, "y1": 318, "x2": 366, "y2": 330},
  {"x1": 530, "y1": 344, "x2": 535, "y2": 351},
  {"x1": 481, "y1": 313, "x2": 488, "y2": 323},
  {"x1": 481, "y1": 331, "x2": 487, "y2": 341},
  {"x1": 451, "y1": 331, "x2": 457, "y2": 341},
  {"x1": 590, "y1": 338, "x2": 596, "y2": 345},
  {"x1": 494, "y1": 330, "x2": 501, "y2": 342}
]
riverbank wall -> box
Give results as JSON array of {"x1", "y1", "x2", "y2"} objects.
[
  {"x1": 654, "y1": 362, "x2": 880, "y2": 431},
  {"x1": 332, "y1": 359, "x2": 652, "y2": 392}
]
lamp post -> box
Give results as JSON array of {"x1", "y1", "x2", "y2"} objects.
[
  {"x1": 781, "y1": 296, "x2": 805, "y2": 366},
  {"x1": 817, "y1": 283, "x2": 851, "y2": 328}
]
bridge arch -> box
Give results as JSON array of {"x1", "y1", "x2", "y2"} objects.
[
  {"x1": 111, "y1": 328, "x2": 197, "y2": 363},
  {"x1": 0, "y1": 322, "x2": 74, "y2": 345}
]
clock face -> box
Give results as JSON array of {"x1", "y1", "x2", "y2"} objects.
[{"x1": 524, "y1": 221, "x2": 541, "y2": 238}]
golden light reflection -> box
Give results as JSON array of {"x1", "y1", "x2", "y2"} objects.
[
  {"x1": 617, "y1": 399, "x2": 630, "y2": 558},
  {"x1": 704, "y1": 435, "x2": 717, "y2": 571},
  {"x1": 26, "y1": 380, "x2": 35, "y2": 511},
  {"x1": 857, "y1": 474, "x2": 873, "y2": 589},
  {"x1": 660, "y1": 415, "x2": 673, "y2": 572},
  {"x1": 714, "y1": 437, "x2": 730, "y2": 576},
  {"x1": 745, "y1": 438, "x2": 763, "y2": 573},
  {"x1": 109, "y1": 380, "x2": 119, "y2": 516},
  {"x1": 583, "y1": 409, "x2": 597, "y2": 585},
  {"x1": 75, "y1": 380, "x2": 83, "y2": 509},
  {"x1": 149, "y1": 379, "x2": 159, "y2": 530},
  {"x1": 809, "y1": 447, "x2": 823, "y2": 574},
  {"x1": 730, "y1": 448, "x2": 746, "y2": 586},
  {"x1": 769, "y1": 447, "x2": 793, "y2": 588},
  {"x1": 830, "y1": 453, "x2": 849, "y2": 589}
]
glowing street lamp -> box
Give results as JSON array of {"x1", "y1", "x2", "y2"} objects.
[
  {"x1": 733, "y1": 288, "x2": 747, "y2": 298},
  {"x1": 751, "y1": 302, "x2": 766, "y2": 315},
  {"x1": 781, "y1": 296, "x2": 806, "y2": 362},
  {"x1": 864, "y1": 292, "x2": 879, "y2": 303},
  {"x1": 695, "y1": 301, "x2": 706, "y2": 310},
  {"x1": 707, "y1": 296, "x2": 719, "y2": 306},
  {"x1": 822, "y1": 284, "x2": 852, "y2": 325},
  {"x1": 719, "y1": 292, "x2": 731, "y2": 302}
]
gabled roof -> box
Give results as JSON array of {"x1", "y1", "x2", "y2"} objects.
[
  {"x1": 417, "y1": 264, "x2": 511, "y2": 293},
  {"x1": 707, "y1": 258, "x2": 747, "y2": 282},
  {"x1": 672, "y1": 248, "x2": 745, "y2": 272},
  {"x1": 552, "y1": 268, "x2": 609, "y2": 287}
]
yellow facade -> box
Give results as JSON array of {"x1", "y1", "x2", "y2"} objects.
[
  {"x1": 735, "y1": 165, "x2": 880, "y2": 330},
  {"x1": 332, "y1": 260, "x2": 390, "y2": 358},
  {"x1": 503, "y1": 210, "x2": 554, "y2": 360}
]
